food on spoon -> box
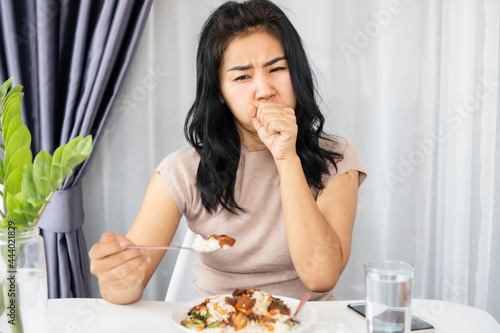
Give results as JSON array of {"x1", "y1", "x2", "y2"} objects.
[
  {"x1": 180, "y1": 289, "x2": 298, "y2": 332},
  {"x1": 192, "y1": 234, "x2": 236, "y2": 252}
]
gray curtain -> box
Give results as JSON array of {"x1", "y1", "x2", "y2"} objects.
[{"x1": 0, "y1": 0, "x2": 153, "y2": 298}]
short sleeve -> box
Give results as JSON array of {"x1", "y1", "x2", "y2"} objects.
[
  {"x1": 322, "y1": 137, "x2": 367, "y2": 187},
  {"x1": 155, "y1": 147, "x2": 201, "y2": 216}
]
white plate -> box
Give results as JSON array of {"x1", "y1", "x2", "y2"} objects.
[{"x1": 171, "y1": 294, "x2": 319, "y2": 332}]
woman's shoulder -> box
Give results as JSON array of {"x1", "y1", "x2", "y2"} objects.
[
  {"x1": 319, "y1": 135, "x2": 350, "y2": 154},
  {"x1": 154, "y1": 146, "x2": 201, "y2": 216},
  {"x1": 319, "y1": 135, "x2": 367, "y2": 185},
  {"x1": 155, "y1": 146, "x2": 200, "y2": 175}
]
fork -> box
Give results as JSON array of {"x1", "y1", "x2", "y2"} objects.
[{"x1": 289, "y1": 292, "x2": 311, "y2": 324}]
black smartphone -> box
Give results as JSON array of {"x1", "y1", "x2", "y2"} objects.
[{"x1": 347, "y1": 302, "x2": 435, "y2": 332}]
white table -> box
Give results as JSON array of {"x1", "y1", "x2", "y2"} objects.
[{"x1": 48, "y1": 298, "x2": 499, "y2": 333}]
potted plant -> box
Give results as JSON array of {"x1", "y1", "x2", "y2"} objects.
[{"x1": 0, "y1": 77, "x2": 93, "y2": 333}]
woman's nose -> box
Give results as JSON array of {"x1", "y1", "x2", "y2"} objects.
[{"x1": 254, "y1": 75, "x2": 276, "y2": 101}]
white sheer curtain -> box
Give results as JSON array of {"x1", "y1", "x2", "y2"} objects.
[{"x1": 82, "y1": 0, "x2": 500, "y2": 321}]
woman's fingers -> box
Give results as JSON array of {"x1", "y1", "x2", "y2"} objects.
[
  {"x1": 89, "y1": 233, "x2": 126, "y2": 260},
  {"x1": 89, "y1": 232, "x2": 153, "y2": 303},
  {"x1": 253, "y1": 102, "x2": 296, "y2": 134},
  {"x1": 101, "y1": 252, "x2": 150, "y2": 286},
  {"x1": 261, "y1": 114, "x2": 296, "y2": 134},
  {"x1": 248, "y1": 104, "x2": 266, "y2": 134},
  {"x1": 248, "y1": 101, "x2": 298, "y2": 160},
  {"x1": 89, "y1": 232, "x2": 149, "y2": 278},
  {"x1": 91, "y1": 247, "x2": 145, "y2": 275}
]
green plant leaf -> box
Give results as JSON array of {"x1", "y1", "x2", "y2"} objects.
[
  {"x1": 15, "y1": 192, "x2": 37, "y2": 225},
  {"x1": 50, "y1": 164, "x2": 62, "y2": 185},
  {"x1": 17, "y1": 197, "x2": 38, "y2": 225},
  {"x1": 4, "y1": 125, "x2": 31, "y2": 168},
  {"x1": 4, "y1": 167, "x2": 23, "y2": 210},
  {"x1": 60, "y1": 136, "x2": 82, "y2": 162},
  {"x1": 2, "y1": 106, "x2": 22, "y2": 144},
  {"x1": 2, "y1": 91, "x2": 23, "y2": 111},
  {"x1": 38, "y1": 176, "x2": 54, "y2": 191},
  {"x1": 59, "y1": 164, "x2": 73, "y2": 178},
  {"x1": 0, "y1": 219, "x2": 10, "y2": 229},
  {"x1": 0, "y1": 77, "x2": 13, "y2": 101},
  {"x1": 1, "y1": 99, "x2": 19, "y2": 124},
  {"x1": 50, "y1": 146, "x2": 64, "y2": 182},
  {"x1": 5, "y1": 193, "x2": 27, "y2": 225},
  {"x1": 61, "y1": 136, "x2": 81, "y2": 165},
  {"x1": 4, "y1": 85, "x2": 23, "y2": 103},
  {"x1": 27, "y1": 196, "x2": 48, "y2": 212},
  {"x1": 21, "y1": 164, "x2": 39, "y2": 204},
  {"x1": 3, "y1": 126, "x2": 32, "y2": 174},
  {"x1": 47, "y1": 177, "x2": 61, "y2": 191},
  {"x1": 33, "y1": 150, "x2": 53, "y2": 197},
  {"x1": 5, "y1": 115, "x2": 25, "y2": 147},
  {"x1": 0, "y1": 78, "x2": 94, "y2": 228},
  {"x1": 5, "y1": 145, "x2": 32, "y2": 176},
  {"x1": 4, "y1": 166, "x2": 23, "y2": 194},
  {"x1": 64, "y1": 135, "x2": 93, "y2": 169},
  {"x1": 2, "y1": 92, "x2": 23, "y2": 125}
]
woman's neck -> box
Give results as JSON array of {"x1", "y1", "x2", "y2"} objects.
[
  {"x1": 240, "y1": 134, "x2": 268, "y2": 152},
  {"x1": 236, "y1": 125, "x2": 268, "y2": 152}
]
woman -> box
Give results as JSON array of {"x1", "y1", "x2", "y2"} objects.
[{"x1": 89, "y1": 0, "x2": 367, "y2": 304}]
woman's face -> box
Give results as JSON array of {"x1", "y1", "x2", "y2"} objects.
[{"x1": 218, "y1": 30, "x2": 297, "y2": 141}]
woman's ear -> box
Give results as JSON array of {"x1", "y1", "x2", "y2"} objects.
[{"x1": 218, "y1": 94, "x2": 225, "y2": 103}]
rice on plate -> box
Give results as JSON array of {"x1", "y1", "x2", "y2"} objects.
[{"x1": 180, "y1": 289, "x2": 299, "y2": 332}]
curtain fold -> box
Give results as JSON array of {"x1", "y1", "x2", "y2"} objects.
[{"x1": 0, "y1": 0, "x2": 153, "y2": 298}]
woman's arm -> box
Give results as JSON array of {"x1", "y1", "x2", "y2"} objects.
[
  {"x1": 89, "y1": 172, "x2": 181, "y2": 304},
  {"x1": 126, "y1": 173, "x2": 182, "y2": 286},
  {"x1": 248, "y1": 101, "x2": 359, "y2": 292},
  {"x1": 277, "y1": 156, "x2": 359, "y2": 292}
]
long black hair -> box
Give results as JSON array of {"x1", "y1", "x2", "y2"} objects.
[{"x1": 184, "y1": 0, "x2": 343, "y2": 214}]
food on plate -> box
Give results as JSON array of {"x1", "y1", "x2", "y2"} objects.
[
  {"x1": 180, "y1": 289, "x2": 298, "y2": 332},
  {"x1": 192, "y1": 234, "x2": 236, "y2": 252}
]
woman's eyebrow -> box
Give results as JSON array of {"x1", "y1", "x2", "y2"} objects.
[
  {"x1": 264, "y1": 56, "x2": 286, "y2": 67},
  {"x1": 227, "y1": 56, "x2": 286, "y2": 72}
]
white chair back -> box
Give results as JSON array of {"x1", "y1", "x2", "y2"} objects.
[{"x1": 165, "y1": 228, "x2": 198, "y2": 301}]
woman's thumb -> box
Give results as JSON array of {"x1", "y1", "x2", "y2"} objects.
[{"x1": 248, "y1": 103, "x2": 258, "y2": 118}]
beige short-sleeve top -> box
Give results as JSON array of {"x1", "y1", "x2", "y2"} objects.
[{"x1": 156, "y1": 137, "x2": 367, "y2": 301}]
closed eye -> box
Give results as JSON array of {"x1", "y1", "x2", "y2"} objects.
[
  {"x1": 234, "y1": 75, "x2": 251, "y2": 82},
  {"x1": 270, "y1": 67, "x2": 287, "y2": 73}
]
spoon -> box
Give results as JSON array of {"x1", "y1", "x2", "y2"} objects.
[
  {"x1": 126, "y1": 245, "x2": 196, "y2": 251},
  {"x1": 126, "y1": 245, "x2": 224, "y2": 253},
  {"x1": 127, "y1": 234, "x2": 235, "y2": 253},
  {"x1": 288, "y1": 292, "x2": 311, "y2": 324}
]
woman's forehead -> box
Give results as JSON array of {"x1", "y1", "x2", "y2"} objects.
[{"x1": 220, "y1": 31, "x2": 285, "y2": 69}]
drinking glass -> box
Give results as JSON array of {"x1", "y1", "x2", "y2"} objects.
[
  {"x1": 365, "y1": 260, "x2": 414, "y2": 333},
  {"x1": 0, "y1": 226, "x2": 49, "y2": 333}
]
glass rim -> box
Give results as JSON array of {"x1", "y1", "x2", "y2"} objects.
[{"x1": 364, "y1": 260, "x2": 414, "y2": 273}]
